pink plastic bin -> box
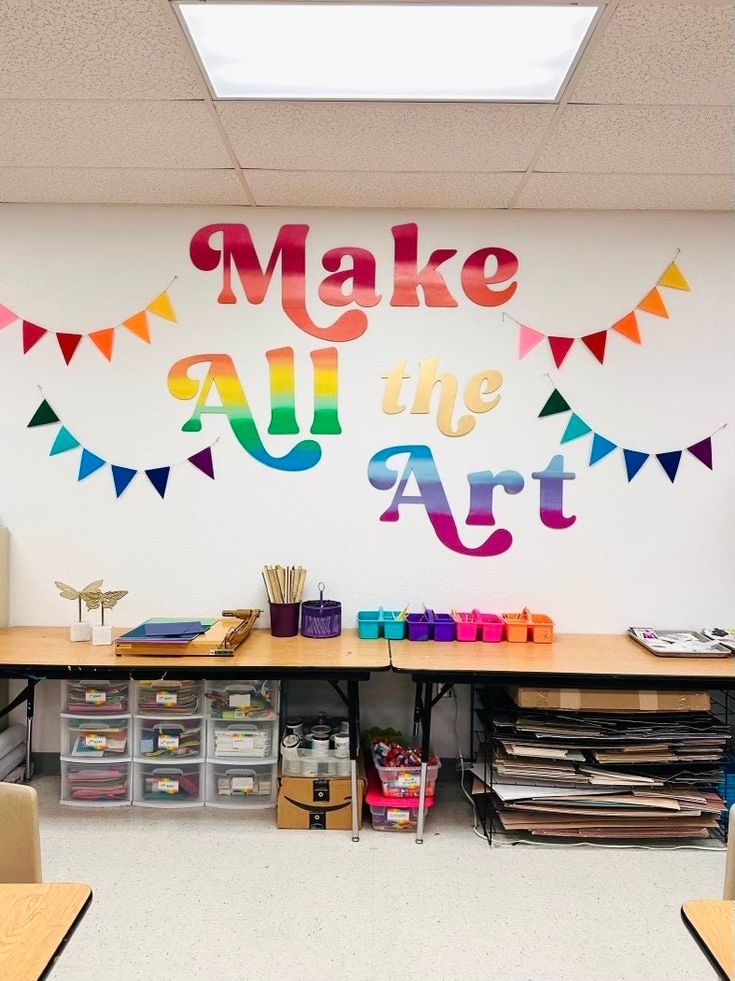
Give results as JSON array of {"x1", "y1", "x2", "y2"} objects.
[
  {"x1": 455, "y1": 610, "x2": 503, "y2": 643},
  {"x1": 365, "y1": 769, "x2": 434, "y2": 831}
]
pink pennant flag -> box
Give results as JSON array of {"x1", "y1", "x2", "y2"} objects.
[
  {"x1": 0, "y1": 303, "x2": 17, "y2": 330},
  {"x1": 518, "y1": 324, "x2": 545, "y2": 359}
]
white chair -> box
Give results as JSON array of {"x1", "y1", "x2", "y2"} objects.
[
  {"x1": 0, "y1": 782, "x2": 42, "y2": 883},
  {"x1": 724, "y1": 804, "x2": 735, "y2": 900}
]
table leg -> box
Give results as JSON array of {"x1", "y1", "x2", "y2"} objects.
[
  {"x1": 347, "y1": 678, "x2": 361, "y2": 842},
  {"x1": 415, "y1": 681, "x2": 433, "y2": 844},
  {"x1": 25, "y1": 678, "x2": 37, "y2": 781}
]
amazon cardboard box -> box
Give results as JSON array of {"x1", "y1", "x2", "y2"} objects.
[
  {"x1": 277, "y1": 762, "x2": 366, "y2": 830},
  {"x1": 508, "y1": 686, "x2": 710, "y2": 713}
]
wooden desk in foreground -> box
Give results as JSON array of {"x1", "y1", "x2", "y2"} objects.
[
  {"x1": 0, "y1": 883, "x2": 91, "y2": 981},
  {"x1": 681, "y1": 900, "x2": 734, "y2": 980}
]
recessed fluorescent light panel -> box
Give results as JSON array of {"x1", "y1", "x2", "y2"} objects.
[{"x1": 176, "y1": 3, "x2": 599, "y2": 102}]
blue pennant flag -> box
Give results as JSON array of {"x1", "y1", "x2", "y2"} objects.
[
  {"x1": 146, "y1": 467, "x2": 170, "y2": 499},
  {"x1": 656, "y1": 451, "x2": 682, "y2": 483},
  {"x1": 50, "y1": 426, "x2": 80, "y2": 456},
  {"x1": 78, "y1": 449, "x2": 106, "y2": 481},
  {"x1": 560, "y1": 413, "x2": 592, "y2": 444},
  {"x1": 623, "y1": 449, "x2": 649, "y2": 481},
  {"x1": 589, "y1": 434, "x2": 618, "y2": 466},
  {"x1": 111, "y1": 465, "x2": 137, "y2": 498}
]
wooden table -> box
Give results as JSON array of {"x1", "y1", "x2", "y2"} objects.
[
  {"x1": 0, "y1": 626, "x2": 389, "y2": 840},
  {"x1": 391, "y1": 633, "x2": 735, "y2": 842},
  {"x1": 681, "y1": 900, "x2": 734, "y2": 979},
  {"x1": 0, "y1": 883, "x2": 91, "y2": 980}
]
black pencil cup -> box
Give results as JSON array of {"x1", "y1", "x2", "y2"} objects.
[{"x1": 270, "y1": 602, "x2": 300, "y2": 638}]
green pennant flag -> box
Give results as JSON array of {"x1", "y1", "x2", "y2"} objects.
[
  {"x1": 539, "y1": 389, "x2": 570, "y2": 418},
  {"x1": 28, "y1": 399, "x2": 59, "y2": 428}
]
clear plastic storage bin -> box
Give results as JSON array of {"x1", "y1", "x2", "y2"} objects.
[
  {"x1": 281, "y1": 748, "x2": 352, "y2": 778},
  {"x1": 205, "y1": 762, "x2": 276, "y2": 808},
  {"x1": 204, "y1": 680, "x2": 278, "y2": 721},
  {"x1": 61, "y1": 760, "x2": 132, "y2": 806},
  {"x1": 134, "y1": 680, "x2": 203, "y2": 716},
  {"x1": 133, "y1": 762, "x2": 203, "y2": 807},
  {"x1": 133, "y1": 717, "x2": 204, "y2": 761},
  {"x1": 63, "y1": 679, "x2": 130, "y2": 715},
  {"x1": 372, "y1": 748, "x2": 441, "y2": 798},
  {"x1": 207, "y1": 720, "x2": 275, "y2": 761},
  {"x1": 60, "y1": 715, "x2": 131, "y2": 761}
]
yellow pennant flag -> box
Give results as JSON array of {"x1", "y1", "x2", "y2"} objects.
[
  {"x1": 147, "y1": 291, "x2": 177, "y2": 323},
  {"x1": 123, "y1": 311, "x2": 151, "y2": 343},
  {"x1": 658, "y1": 262, "x2": 690, "y2": 291}
]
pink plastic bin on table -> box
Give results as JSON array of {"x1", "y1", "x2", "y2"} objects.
[
  {"x1": 365, "y1": 768, "x2": 435, "y2": 832},
  {"x1": 455, "y1": 610, "x2": 503, "y2": 643}
]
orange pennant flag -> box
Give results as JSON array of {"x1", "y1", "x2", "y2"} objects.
[
  {"x1": 658, "y1": 262, "x2": 690, "y2": 291},
  {"x1": 147, "y1": 291, "x2": 177, "y2": 323},
  {"x1": 611, "y1": 311, "x2": 641, "y2": 344},
  {"x1": 123, "y1": 311, "x2": 151, "y2": 343},
  {"x1": 637, "y1": 287, "x2": 668, "y2": 318},
  {"x1": 89, "y1": 328, "x2": 115, "y2": 361}
]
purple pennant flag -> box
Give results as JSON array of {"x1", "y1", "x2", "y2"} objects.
[
  {"x1": 188, "y1": 447, "x2": 215, "y2": 479},
  {"x1": 686, "y1": 437, "x2": 713, "y2": 470}
]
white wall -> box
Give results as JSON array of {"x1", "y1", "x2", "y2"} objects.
[{"x1": 1, "y1": 205, "x2": 733, "y2": 754}]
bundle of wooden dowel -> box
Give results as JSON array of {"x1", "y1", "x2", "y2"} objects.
[{"x1": 262, "y1": 565, "x2": 306, "y2": 605}]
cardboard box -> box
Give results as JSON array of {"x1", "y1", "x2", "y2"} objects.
[
  {"x1": 278, "y1": 764, "x2": 365, "y2": 830},
  {"x1": 508, "y1": 686, "x2": 711, "y2": 713}
]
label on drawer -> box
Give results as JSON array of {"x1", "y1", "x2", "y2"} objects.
[
  {"x1": 153, "y1": 777, "x2": 179, "y2": 794},
  {"x1": 231, "y1": 776, "x2": 254, "y2": 793},
  {"x1": 386, "y1": 807, "x2": 411, "y2": 824},
  {"x1": 155, "y1": 691, "x2": 177, "y2": 706},
  {"x1": 84, "y1": 734, "x2": 107, "y2": 750},
  {"x1": 232, "y1": 733, "x2": 256, "y2": 750},
  {"x1": 157, "y1": 733, "x2": 180, "y2": 750},
  {"x1": 229, "y1": 693, "x2": 251, "y2": 708},
  {"x1": 396, "y1": 772, "x2": 420, "y2": 790},
  {"x1": 85, "y1": 689, "x2": 106, "y2": 705}
]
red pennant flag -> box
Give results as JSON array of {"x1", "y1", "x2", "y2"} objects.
[
  {"x1": 581, "y1": 330, "x2": 607, "y2": 364},
  {"x1": 56, "y1": 333, "x2": 82, "y2": 365},
  {"x1": 22, "y1": 321, "x2": 47, "y2": 353},
  {"x1": 548, "y1": 336, "x2": 575, "y2": 368}
]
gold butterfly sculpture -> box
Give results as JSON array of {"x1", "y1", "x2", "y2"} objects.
[
  {"x1": 84, "y1": 588, "x2": 129, "y2": 626},
  {"x1": 54, "y1": 579, "x2": 104, "y2": 623}
]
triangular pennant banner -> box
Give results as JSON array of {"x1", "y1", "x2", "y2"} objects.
[
  {"x1": 123, "y1": 311, "x2": 150, "y2": 343},
  {"x1": 146, "y1": 291, "x2": 177, "y2": 323},
  {"x1": 687, "y1": 437, "x2": 713, "y2": 470},
  {"x1": 561, "y1": 413, "x2": 592, "y2": 444},
  {"x1": 611, "y1": 311, "x2": 641, "y2": 344},
  {"x1": 146, "y1": 466, "x2": 170, "y2": 499},
  {"x1": 623, "y1": 449, "x2": 649, "y2": 482},
  {"x1": 638, "y1": 287, "x2": 668, "y2": 318},
  {"x1": 50, "y1": 427, "x2": 80, "y2": 456},
  {"x1": 589, "y1": 434, "x2": 618, "y2": 466},
  {"x1": 188, "y1": 447, "x2": 214, "y2": 479},
  {"x1": 581, "y1": 330, "x2": 607, "y2": 364},
  {"x1": 518, "y1": 324, "x2": 545, "y2": 359},
  {"x1": 27, "y1": 400, "x2": 59, "y2": 428},
  {"x1": 89, "y1": 328, "x2": 115, "y2": 361},
  {"x1": 658, "y1": 262, "x2": 690, "y2": 292},
  {"x1": 78, "y1": 449, "x2": 106, "y2": 481},
  {"x1": 22, "y1": 321, "x2": 47, "y2": 353},
  {"x1": 0, "y1": 303, "x2": 16, "y2": 330},
  {"x1": 56, "y1": 332, "x2": 82, "y2": 365},
  {"x1": 656, "y1": 450, "x2": 682, "y2": 483},
  {"x1": 111, "y1": 465, "x2": 137, "y2": 498},
  {"x1": 539, "y1": 389, "x2": 571, "y2": 418},
  {"x1": 548, "y1": 336, "x2": 575, "y2": 368}
]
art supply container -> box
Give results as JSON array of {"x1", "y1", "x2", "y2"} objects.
[
  {"x1": 455, "y1": 612, "x2": 480, "y2": 642},
  {"x1": 372, "y1": 746, "x2": 441, "y2": 798},
  {"x1": 356, "y1": 609, "x2": 407, "y2": 640},
  {"x1": 301, "y1": 583, "x2": 341, "y2": 638},
  {"x1": 205, "y1": 763, "x2": 276, "y2": 809},
  {"x1": 134, "y1": 718, "x2": 203, "y2": 761},
  {"x1": 63, "y1": 679, "x2": 130, "y2": 715},
  {"x1": 456, "y1": 610, "x2": 504, "y2": 642},
  {"x1": 61, "y1": 716, "x2": 131, "y2": 760},
  {"x1": 208, "y1": 721, "x2": 274, "y2": 760},
  {"x1": 311, "y1": 733, "x2": 331, "y2": 756},
  {"x1": 478, "y1": 613, "x2": 504, "y2": 642},
  {"x1": 365, "y1": 769, "x2": 434, "y2": 832},
  {"x1": 204, "y1": 680, "x2": 278, "y2": 721},
  {"x1": 430, "y1": 612, "x2": 456, "y2": 642},
  {"x1": 270, "y1": 602, "x2": 300, "y2": 637},
  {"x1": 61, "y1": 760, "x2": 132, "y2": 807},
  {"x1": 503, "y1": 608, "x2": 554, "y2": 644},
  {"x1": 134, "y1": 762, "x2": 203, "y2": 807},
  {"x1": 407, "y1": 613, "x2": 430, "y2": 642},
  {"x1": 332, "y1": 732, "x2": 350, "y2": 758}
]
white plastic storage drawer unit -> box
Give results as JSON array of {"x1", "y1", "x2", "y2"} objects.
[
  {"x1": 204, "y1": 680, "x2": 279, "y2": 721},
  {"x1": 133, "y1": 762, "x2": 203, "y2": 807},
  {"x1": 61, "y1": 760, "x2": 132, "y2": 807},
  {"x1": 133, "y1": 717, "x2": 204, "y2": 762},
  {"x1": 207, "y1": 720, "x2": 276, "y2": 761},
  {"x1": 62, "y1": 679, "x2": 130, "y2": 715},
  {"x1": 205, "y1": 762, "x2": 276, "y2": 809},
  {"x1": 60, "y1": 715, "x2": 131, "y2": 761},
  {"x1": 134, "y1": 680, "x2": 203, "y2": 716}
]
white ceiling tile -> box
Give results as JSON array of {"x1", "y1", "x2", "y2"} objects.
[
  {"x1": 0, "y1": 102, "x2": 232, "y2": 169},
  {"x1": 569, "y1": 2, "x2": 734, "y2": 106},
  {"x1": 247, "y1": 170, "x2": 522, "y2": 208},
  {"x1": 217, "y1": 102, "x2": 555, "y2": 172},
  {"x1": 0, "y1": 0, "x2": 202, "y2": 100},
  {"x1": 536, "y1": 105, "x2": 734, "y2": 174},
  {"x1": 0, "y1": 168, "x2": 247, "y2": 205},
  {"x1": 516, "y1": 173, "x2": 734, "y2": 210}
]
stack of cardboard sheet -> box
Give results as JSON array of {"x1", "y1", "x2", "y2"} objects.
[{"x1": 473, "y1": 692, "x2": 730, "y2": 841}]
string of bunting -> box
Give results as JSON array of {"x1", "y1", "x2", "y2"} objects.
[
  {"x1": 0, "y1": 278, "x2": 178, "y2": 365},
  {"x1": 538, "y1": 384, "x2": 726, "y2": 483},
  {"x1": 505, "y1": 253, "x2": 690, "y2": 368},
  {"x1": 27, "y1": 395, "x2": 216, "y2": 499}
]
